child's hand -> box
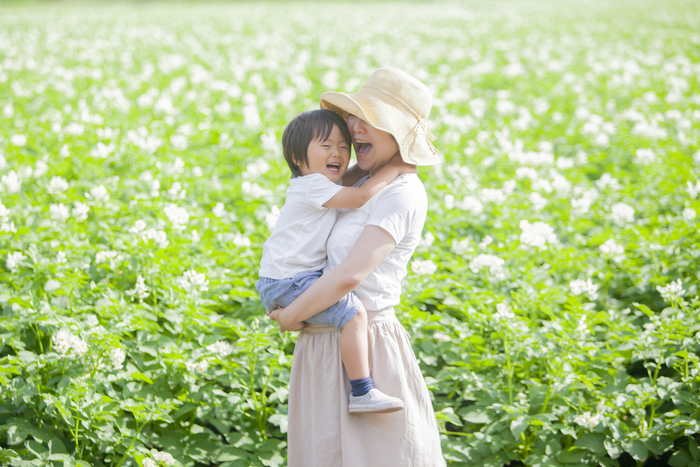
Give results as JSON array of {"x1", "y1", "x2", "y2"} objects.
[
  {"x1": 388, "y1": 153, "x2": 417, "y2": 174},
  {"x1": 267, "y1": 307, "x2": 307, "y2": 332}
]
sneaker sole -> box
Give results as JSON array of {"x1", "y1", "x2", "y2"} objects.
[{"x1": 349, "y1": 403, "x2": 404, "y2": 414}]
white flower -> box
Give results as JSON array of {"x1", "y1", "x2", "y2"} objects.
[
  {"x1": 0, "y1": 203, "x2": 9, "y2": 222},
  {"x1": 10, "y1": 134, "x2": 26, "y2": 146},
  {"x1": 126, "y1": 275, "x2": 149, "y2": 300},
  {"x1": 549, "y1": 170, "x2": 572, "y2": 194},
  {"x1": 168, "y1": 181, "x2": 186, "y2": 199},
  {"x1": 49, "y1": 203, "x2": 70, "y2": 222},
  {"x1": 556, "y1": 157, "x2": 575, "y2": 169},
  {"x1": 570, "y1": 279, "x2": 600, "y2": 300},
  {"x1": 143, "y1": 229, "x2": 169, "y2": 248},
  {"x1": 186, "y1": 359, "x2": 209, "y2": 373},
  {"x1": 576, "y1": 315, "x2": 590, "y2": 336},
  {"x1": 596, "y1": 173, "x2": 620, "y2": 191},
  {"x1": 411, "y1": 259, "x2": 438, "y2": 275},
  {"x1": 611, "y1": 203, "x2": 635, "y2": 225},
  {"x1": 164, "y1": 203, "x2": 189, "y2": 230},
  {"x1": 0, "y1": 220, "x2": 16, "y2": 233},
  {"x1": 34, "y1": 159, "x2": 48, "y2": 177},
  {"x1": 242, "y1": 160, "x2": 271, "y2": 179},
  {"x1": 142, "y1": 458, "x2": 157, "y2": 467},
  {"x1": 687, "y1": 181, "x2": 700, "y2": 199},
  {"x1": 470, "y1": 254, "x2": 507, "y2": 280},
  {"x1": 457, "y1": 196, "x2": 483, "y2": 215},
  {"x1": 7, "y1": 252, "x2": 27, "y2": 273},
  {"x1": 179, "y1": 270, "x2": 209, "y2": 293},
  {"x1": 45, "y1": 279, "x2": 61, "y2": 293},
  {"x1": 493, "y1": 302, "x2": 515, "y2": 321},
  {"x1": 451, "y1": 238, "x2": 472, "y2": 255},
  {"x1": 86, "y1": 315, "x2": 99, "y2": 327},
  {"x1": 1, "y1": 170, "x2": 22, "y2": 193},
  {"x1": 480, "y1": 188, "x2": 507, "y2": 204},
  {"x1": 243, "y1": 181, "x2": 273, "y2": 199},
  {"x1": 516, "y1": 167, "x2": 538, "y2": 180},
  {"x1": 600, "y1": 239, "x2": 624, "y2": 255},
  {"x1": 152, "y1": 451, "x2": 175, "y2": 466},
  {"x1": 95, "y1": 250, "x2": 122, "y2": 264},
  {"x1": 72, "y1": 201, "x2": 89, "y2": 222},
  {"x1": 170, "y1": 134, "x2": 188, "y2": 151},
  {"x1": 683, "y1": 207, "x2": 696, "y2": 221},
  {"x1": 419, "y1": 231, "x2": 435, "y2": 249},
  {"x1": 86, "y1": 185, "x2": 109, "y2": 203},
  {"x1": 52, "y1": 329, "x2": 88, "y2": 358},
  {"x1": 657, "y1": 279, "x2": 686, "y2": 302},
  {"x1": 574, "y1": 411, "x2": 603, "y2": 430},
  {"x1": 109, "y1": 348, "x2": 126, "y2": 369},
  {"x1": 212, "y1": 202, "x2": 226, "y2": 217},
  {"x1": 444, "y1": 194, "x2": 455, "y2": 210},
  {"x1": 571, "y1": 188, "x2": 598, "y2": 214},
  {"x1": 207, "y1": 341, "x2": 233, "y2": 358},
  {"x1": 90, "y1": 142, "x2": 115, "y2": 159},
  {"x1": 529, "y1": 192, "x2": 547, "y2": 210},
  {"x1": 265, "y1": 206, "x2": 281, "y2": 229},
  {"x1": 635, "y1": 148, "x2": 656, "y2": 164},
  {"x1": 129, "y1": 219, "x2": 147, "y2": 234},
  {"x1": 519, "y1": 220, "x2": 558, "y2": 249},
  {"x1": 47, "y1": 176, "x2": 69, "y2": 194},
  {"x1": 233, "y1": 233, "x2": 252, "y2": 248}
]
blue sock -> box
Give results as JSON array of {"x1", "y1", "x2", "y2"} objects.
[{"x1": 350, "y1": 376, "x2": 374, "y2": 397}]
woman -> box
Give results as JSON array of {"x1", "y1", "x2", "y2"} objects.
[{"x1": 269, "y1": 67, "x2": 445, "y2": 466}]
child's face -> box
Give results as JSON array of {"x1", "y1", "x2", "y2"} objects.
[{"x1": 297, "y1": 124, "x2": 350, "y2": 183}]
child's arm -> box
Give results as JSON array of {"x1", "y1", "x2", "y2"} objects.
[
  {"x1": 341, "y1": 163, "x2": 370, "y2": 187},
  {"x1": 323, "y1": 154, "x2": 417, "y2": 209}
]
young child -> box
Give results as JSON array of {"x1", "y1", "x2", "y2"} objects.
[{"x1": 256, "y1": 109, "x2": 413, "y2": 413}]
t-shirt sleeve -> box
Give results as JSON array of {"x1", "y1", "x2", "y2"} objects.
[
  {"x1": 305, "y1": 174, "x2": 344, "y2": 210},
  {"x1": 366, "y1": 180, "x2": 427, "y2": 244}
]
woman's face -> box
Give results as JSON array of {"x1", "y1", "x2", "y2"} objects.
[{"x1": 347, "y1": 115, "x2": 399, "y2": 175}]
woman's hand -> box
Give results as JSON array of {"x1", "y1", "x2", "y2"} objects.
[{"x1": 267, "y1": 306, "x2": 307, "y2": 332}]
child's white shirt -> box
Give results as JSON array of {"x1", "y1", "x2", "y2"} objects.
[{"x1": 258, "y1": 173, "x2": 344, "y2": 280}]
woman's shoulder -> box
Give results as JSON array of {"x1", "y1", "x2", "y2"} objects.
[
  {"x1": 381, "y1": 173, "x2": 427, "y2": 202},
  {"x1": 369, "y1": 173, "x2": 427, "y2": 218}
]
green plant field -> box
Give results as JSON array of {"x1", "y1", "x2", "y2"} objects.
[{"x1": 1, "y1": 1, "x2": 699, "y2": 466}]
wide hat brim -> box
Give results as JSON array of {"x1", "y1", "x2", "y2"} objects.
[{"x1": 320, "y1": 72, "x2": 440, "y2": 166}]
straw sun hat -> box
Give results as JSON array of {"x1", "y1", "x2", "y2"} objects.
[{"x1": 320, "y1": 67, "x2": 440, "y2": 166}]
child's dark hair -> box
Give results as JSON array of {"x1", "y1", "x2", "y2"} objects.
[{"x1": 282, "y1": 109, "x2": 351, "y2": 178}]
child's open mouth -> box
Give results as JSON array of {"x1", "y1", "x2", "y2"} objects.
[
  {"x1": 355, "y1": 140, "x2": 372, "y2": 157},
  {"x1": 327, "y1": 163, "x2": 341, "y2": 173}
]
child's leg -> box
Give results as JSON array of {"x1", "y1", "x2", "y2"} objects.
[{"x1": 339, "y1": 304, "x2": 370, "y2": 381}]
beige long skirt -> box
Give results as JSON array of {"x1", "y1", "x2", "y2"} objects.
[{"x1": 287, "y1": 308, "x2": 446, "y2": 467}]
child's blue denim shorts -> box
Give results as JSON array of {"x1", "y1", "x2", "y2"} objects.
[{"x1": 255, "y1": 270, "x2": 362, "y2": 328}]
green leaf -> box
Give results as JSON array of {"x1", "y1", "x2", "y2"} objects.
[
  {"x1": 130, "y1": 372, "x2": 154, "y2": 384},
  {"x1": 690, "y1": 438, "x2": 700, "y2": 461},
  {"x1": 624, "y1": 439, "x2": 649, "y2": 461},
  {"x1": 670, "y1": 451, "x2": 692, "y2": 467},
  {"x1": 634, "y1": 302, "x2": 654, "y2": 317},
  {"x1": 462, "y1": 411, "x2": 490, "y2": 424},
  {"x1": 575, "y1": 433, "x2": 605, "y2": 454},
  {"x1": 510, "y1": 416, "x2": 528, "y2": 439}
]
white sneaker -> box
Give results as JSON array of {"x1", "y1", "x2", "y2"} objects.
[{"x1": 348, "y1": 388, "x2": 404, "y2": 414}]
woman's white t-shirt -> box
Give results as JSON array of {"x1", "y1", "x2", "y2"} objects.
[
  {"x1": 324, "y1": 173, "x2": 428, "y2": 311},
  {"x1": 259, "y1": 174, "x2": 343, "y2": 280}
]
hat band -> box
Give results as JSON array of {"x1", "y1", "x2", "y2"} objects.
[
  {"x1": 363, "y1": 84, "x2": 438, "y2": 156},
  {"x1": 402, "y1": 118, "x2": 439, "y2": 156}
]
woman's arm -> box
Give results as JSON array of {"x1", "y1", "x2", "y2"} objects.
[{"x1": 268, "y1": 225, "x2": 396, "y2": 330}]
